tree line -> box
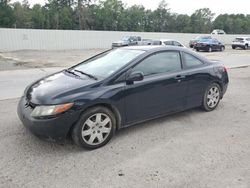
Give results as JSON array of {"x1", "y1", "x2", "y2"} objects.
[{"x1": 1, "y1": 0, "x2": 250, "y2": 34}]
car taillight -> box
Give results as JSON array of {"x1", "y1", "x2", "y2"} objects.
[
  {"x1": 220, "y1": 66, "x2": 227, "y2": 73},
  {"x1": 223, "y1": 66, "x2": 227, "y2": 72}
]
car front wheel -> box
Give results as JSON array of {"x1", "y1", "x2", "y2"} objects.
[
  {"x1": 202, "y1": 83, "x2": 221, "y2": 111},
  {"x1": 72, "y1": 106, "x2": 116, "y2": 149}
]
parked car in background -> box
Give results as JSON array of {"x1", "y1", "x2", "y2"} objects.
[
  {"x1": 194, "y1": 38, "x2": 225, "y2": 52},
  {"x1": 232, "y1": 37, "x2": 250, "y2": 50},
  {"x1": 189, "y1": 36, "x2": 212, "y2": 48},
  {"x1": 151, "y1": 39, "x2": 186, "y2": 47},
  {"x1": 18, "y1": 46, "x2": 229, "y2": 149},
  {"x1": 141, "y1": 39, "x2": 153, "y2": 45},
  {"x1": 211, "y1": 29, "x2": 226, "y2": 35},
  {"x1": 112, "y1": 36, "x2": 142, "y2": 48}
]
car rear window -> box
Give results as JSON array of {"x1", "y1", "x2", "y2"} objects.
[{"x1": 235, "y1": 38, "x2": 244, "y2": 41}]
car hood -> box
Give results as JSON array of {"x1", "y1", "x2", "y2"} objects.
[
  {"x1": 26, "y1": 71, "x2": 98, "y2": 105},
  {"x1": 113, "y1": 40, "x2": 127, "y2": 44}
]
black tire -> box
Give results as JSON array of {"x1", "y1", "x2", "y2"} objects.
[
  {"x1": 72, "y1": 106, "x2": 116, "y2": 150},
  {"x1": 207, "y1": 46, "x2": 212, "y2": 52},
  {"x1": 232, "y1": 46, "x2": 236, "y2": 49},
  {"x1": 220, "y1": 46, "x2": 225, "y2": 51},
  {"x1": 202, "y1": 83, "x2": 221, "y2": 112},
  {"x1": 244, "y1": 44, "x2": 248, "y2": 50},
  {"x1": 196, "y1": 48, "x2": 199, "y2": 52}
]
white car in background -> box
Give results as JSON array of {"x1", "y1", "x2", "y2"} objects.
[
  {"x1": 232, "y1": 37, "x2": 250, "y2": 50},
  {"x1": 151, "y1": 39, "x2": 186, "y2": 48},
  {"x1": 211, "y1": 29, "x2": 226, "y2": 35}
]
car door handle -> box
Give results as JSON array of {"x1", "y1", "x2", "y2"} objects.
[{"x1": 175, "y1": 75, "x2": 186, "y2": 79}]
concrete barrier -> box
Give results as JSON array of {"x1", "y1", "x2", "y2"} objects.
[{"x1": 1, "y1": 28, "x2": 250, "y2": 51}]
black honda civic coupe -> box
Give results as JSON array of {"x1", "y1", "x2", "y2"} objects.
[{"x1": 18, "y1": 46, "x2": 229, "y2": 149}]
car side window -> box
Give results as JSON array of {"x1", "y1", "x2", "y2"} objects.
[
  {"x1": 173, "y1": 41, "x2": 183, "y2": 47},
  {"x1": 133, "y1": 51, "x2": 182, "y2": 76},
  {"x1": 183, "y1": 52, "x2": 204, "y2": 68},
  {"x1": 212, "y1": 39, "x2": 218, "y2": 43},
  {"x1": 164, "y1": 41, "x2": 173, "y2": 46}
]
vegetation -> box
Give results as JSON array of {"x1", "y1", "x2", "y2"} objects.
[{"x1": 0, "y1": 0, "x2": 250, "y2": 34}]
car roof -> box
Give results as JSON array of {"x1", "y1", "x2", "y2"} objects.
[
  {"x1": 160, "y1": 39, "x2": 176, "y2": 41},
  {"x1": 122, "y1": 45, "x2": 209, "y2": 62}
]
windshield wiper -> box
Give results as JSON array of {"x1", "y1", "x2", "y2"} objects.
[
  {"x1": 74, "y1": 69, "x2": 98, "y2": 80},
  {"x1": 65, "y1": 69, "x2": 80, "y2": 77}
]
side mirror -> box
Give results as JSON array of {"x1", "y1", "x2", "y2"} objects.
[{"x1": 127, "y1": 71, "x2": 144, "y2": 83}]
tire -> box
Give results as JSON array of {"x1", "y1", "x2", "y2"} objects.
[
  {"x1": 208, "y1": 46, "x2": 212, "y2": 52},
  {"x1": 196, "y1": 48, "x2": 199, "y2": 52},
  {"x1": 202, "y1": 83, "x2": 221, "y2": 112},
  {"x1": 220, "y1": 46, "x2": 225, "y2": 51},
  {"x1": 244, "y1": 44, "x2": 248, "y2": 50},
  {"x1": 72, "y1": 106, "x2": 116, "y2": 149},
  {"x1": 232, "y1": 46, "x2": 236, "y2": 49}
]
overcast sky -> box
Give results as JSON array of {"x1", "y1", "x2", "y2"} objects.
[{"x1": 11, "y1": 0, "x2": 250, "y2": 16}]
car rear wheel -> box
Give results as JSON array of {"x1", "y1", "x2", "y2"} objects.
[
  {"x1": 202, "y1": 83, "x2": 221, "y2": 111},
  {"x1": 232, "y1": 46, "x2": 236, "y2": 49},
  {"x1": 244, "y1": 44, "x2": 248, "y2": 50},
  {"x1": 208, "y1": 46, "x2": 212, "y2": 52},
  {"x1": 220, "y1": 46, "x2": 225, "y2": 51},
  {"x1": 72, "y1": 106, "x2": 116, "y2": 149}
]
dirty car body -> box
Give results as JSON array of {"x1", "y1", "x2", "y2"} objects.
[{"x1": 18, "y1": 46, "x2": 229, "y2": 143}]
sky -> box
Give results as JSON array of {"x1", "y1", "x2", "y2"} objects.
[{"x1": 11, "y1": 0, "x2": 250, "y2": 16}]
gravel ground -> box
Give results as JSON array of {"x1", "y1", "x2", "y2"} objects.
[
  {"x1": 0, "y1": 66, "x2": 250, "y2": 188},
  {"x1": 1, "y1": 47, "x2": 250, "y2": 71},
  {"x1": 0, "y1": 49, "x2": 105, "y2": 71}
]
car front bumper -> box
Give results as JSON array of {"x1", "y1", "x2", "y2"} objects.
[{"x1": 17, "y1": 96, "x2": 80, "y2": 142}]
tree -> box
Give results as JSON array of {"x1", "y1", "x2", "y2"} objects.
[
  {"x1": 152, "y1": 0, "x2": 171, "y2": 32},
  {"x1": 31, "y1": 4, "x2": 45, "y2": 29},
  {"x1": 0, "y1": 0, "x2": 14, "y2": 27},
  {"x1": 74, "y1": 0, "x2": 92, "y2": 30},
  {"x1": 175, "y1": 14, "x2": 192, "y2": 33},
  {"x1": 1, "y1": 0, "x2": 250, "y2": 34},
  {"x1": 13, "y1": 1, "x2": 32, "y2": 28},
  {"x1": 122, "y1": 5, "x2": 145, "y2": 31},
  {"x1": 190, "y1": 8, "x2": 215, "y2": 33}
]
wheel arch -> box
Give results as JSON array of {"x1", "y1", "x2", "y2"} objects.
[{"x1": 67, "y1": 102, "x2": 122, "y2": 138}]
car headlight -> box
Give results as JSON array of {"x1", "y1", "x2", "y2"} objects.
[{"x1": 31, "y1": 103, "x2": 73, "y2": 117}]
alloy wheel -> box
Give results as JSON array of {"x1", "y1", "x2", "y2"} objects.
[
  {"x1": 206, "y1": 86, "x2": 220, "y2": 108},
  {"x1": 81, "y1": 113, "x2": 112, "y2": 146}
]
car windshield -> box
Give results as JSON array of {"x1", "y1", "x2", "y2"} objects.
[
  {"x1": 72, "y1": 49, "x2": 144, "y2": 78},
  {"x1": 196, "y1": 36, "x2": 211, "y2": 40},
  {"x1": 199, "y1": 39, "x2": 211, "y2": 43}
]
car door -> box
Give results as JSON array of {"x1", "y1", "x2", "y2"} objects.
[
  {"x1": 123, "y1": 51, "x2": 188, "y2": 124},
  {"x1": 181, "y1": 52, "x2": 211, "y2": 108},
  {"x1": 212, "y1": 39, "x2": 220, "y2": 50}
]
